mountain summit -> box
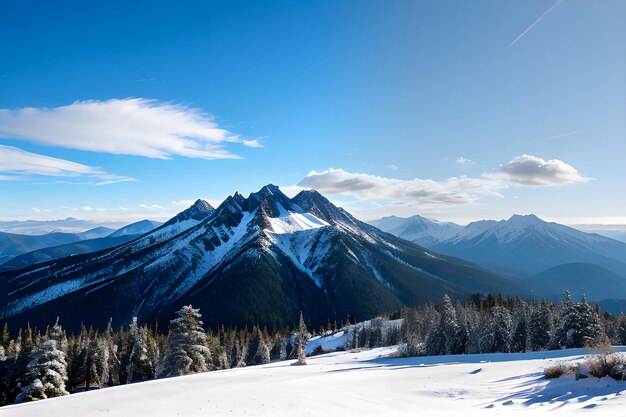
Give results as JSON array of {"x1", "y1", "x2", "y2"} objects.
[{"x1": 0, "y1": 185, "x2": 516, "y2": 331}]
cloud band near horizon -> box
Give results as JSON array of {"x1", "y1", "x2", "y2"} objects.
[{"x1": 297, "y1": 154, "x2": 589, "y2": 208}]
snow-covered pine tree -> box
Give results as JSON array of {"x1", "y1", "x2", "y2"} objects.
[
  {"x1": 478, "y1": 306, "x2": 512, "y2": 353},
  {"x1": 16, "y1": 319, "x2": 69, "y2": 402},
  {"x1": 528, "y1": 299, "x2": 552, "y2": 351},
  {"x1": 1, "y1": 339, "x2": 20, "y2": 405},
  {"x1": 511, "y1": 303, "x2": 529, "y2": 352},
  {"x1": 156, "y1": 305, "x2": 212, "y2": 377},
  {"x1": 575, "y1": 294, "x2": 605, "y2": 347},
  {"x1": 295, "y1": 312, "x2": 309, "y2": 365},
  {"x1": 550, "y1": 292, "x2": 604, "y2": 348},
  {"x1": 426, "y1": 295, "x2": 463, "y2": 355},
  {"x1": 89, "y1": 334, "x2": 110, "y2": 389},
  {"x1": 126, "y1": 318, "x2": 154, "y2": 382},
  {"x1": 104, "y1": 319, "x2": 120, "y2": 386},
  {"x1": 250, "y1": 327, "x2": 271, "y2": 365}
]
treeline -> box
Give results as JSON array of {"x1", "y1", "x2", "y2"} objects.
[
  {"x1": 398, "y1": 292, "x2": 624, "y2": 356},
  {"x1": 0, "y1": 306, "x2": 311, "y2": 406},
  {"x1": 2, "y1": 292, "x2": 625, "y2": 407}
]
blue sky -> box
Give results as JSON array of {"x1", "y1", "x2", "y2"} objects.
[{"x1": 0, "y1": 0, "x2": 624, "y2": 225}]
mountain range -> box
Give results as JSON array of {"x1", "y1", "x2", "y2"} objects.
[
  {"x1": 372, "y1": 214, "x2": 626, "y2": 303},
  {"x1": 0, "y1": 220, "x2": 161, "y2": 272},
  {"x1": 0, "y1": 185, "x2": 516, "y2": 331}
]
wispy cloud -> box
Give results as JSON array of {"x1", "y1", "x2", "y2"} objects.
[
  {"x1": 388, "y1": 164, "x2": 399, "y2": 171},
  {"x1": 298, "y1": 168, "x2": 499, "y2": 207},
  {"x1": 542, "y1": 130, "x2": 580, "y2": 141},
  {"x1": 297, "y1": 154, "x2": 588, "y2": 209},
  {"x1": 0, "y1": 144, "x2": 135, "y2": 185},
  {"x1": 0, "y1": 98, "x2": 254, "y2": 160},
  {"x1": 456, "y1": 156, "x2": 473, "y2": 165},
  {"x1": 506, "y1": 0, "x2": 564, "y2": 50}
]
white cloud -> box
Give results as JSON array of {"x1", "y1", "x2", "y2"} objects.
[
  {"x1": 456, "y1": 156, "x2": 473, "y2": 165},
  {"x1": 388, "y1": 164, "x2": 399, "y2": 171},
  {"x1": 243, "y1": 139, "x2": 264, "y2": 148},
  {"x1": 0, "y1": 144, "x2": 134, "y2": 184},
  {"x1": 298, "y1": 168, "x2": 499, "y2": 207},
  {"x1": 171, "y1": 199, "x2": 196, "y2": 206},
  {"x1": 0, "y1": 98, "x2": 250, "y2": 160},
  {"x1": 139, "y1": 204, "x2": 166, "y2": 210},
  {"x1": 297, "y1": 155, "x2": 588, "y2": 209},
  {"x1": 495, "y1": 154, "x2": 589, "y2": 186}
]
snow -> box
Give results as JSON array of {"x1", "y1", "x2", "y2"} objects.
[
  {"x1": 267, "y1": 203, "x2": 328, "y2": 234},
  {"x1": 5, "y1": 346, "x2": 626, "y2": 416}
]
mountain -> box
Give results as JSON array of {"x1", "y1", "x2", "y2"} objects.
[
  {"x1": 0, "y1": 232, "x2": 81, "y2": 264},
  {"x1": 108, "y1": 219, "x2": 162, "y2": 238},
  {"x1": 522, "y1": 263, "x2": 626, "y2": 302},
  {"x1": 0, "y1": 220, "x2": 162, "y2": 271},
  {"x1": 0, "y1": 218, "x2": 127, "y2": 235},
  {"x1": 76, "y1": 226, "x2": 116, "y2": 240},
  {"x1": 369, "y1": 215, "x2": 463, "y2": 248},
  {"x1": 0, "y1": 235, "x2": 142, "y2": 272},
  {"x1": 0, "y1": 185, "x2": 516, "y2": 331},
  {"x1": 430, "y1": 214, "x2": 626, "y2": 278}
]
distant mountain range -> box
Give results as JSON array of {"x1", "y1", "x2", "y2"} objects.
[
  {"x1": 369, "y1": 215, "x2": 462, "y2": 247},
  {"x1": 372, "y1": 214, "x2": 626, "y2": 302},
  {"x1": 0, "y1": 217, "x2": 129, "y2": 235},
  {"x1": 0, "y1": 185, "x2": 517, "y2": 331},
  {"x1": 0, "y1": 220, "x2": 162, "y2": 271}
]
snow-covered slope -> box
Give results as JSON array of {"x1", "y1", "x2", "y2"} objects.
[
  {"x1": 0, "y1": 185, "x2": 516, "y2": 331},
  {"x1": 370, "y1": 215, "x2": 462, "y2": 247},
  {"x1": 5, "y1": 346, "x2": 626, "y2": 417},
  {"x1": 107, "y1": 220, "x2": 161, "y2": 238}
]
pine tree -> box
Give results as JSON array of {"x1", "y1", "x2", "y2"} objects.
[
  {"x1": 528, "y1": 299, "x2": 552, "y2": 351},
  {"x1": 478, "y1": 306, "x2": 512, "y2": 353},
  {"x1": 104, "y1": 319, "x2": 120, "y2": 386},
  {"x1": 16, "y1": 319, "x2": 68, "y2": 402},
  {"x1": 295, "y1": 312, "x2": 309, "y2": 365},
  {"x1": 511, "y1": 305, "x2": 529, "y2": 352},
  {"x1": 89, "y1": 334, "x2": 110, "y2": 389},
  {"x1": 550, "y1": 292, "x2": 604, "y2": 348},
  {"x1": 157, "y1": 305, "x2": 212, "y2": 377},
  {"x1": 126, "y1": 318, "x2": 154, "y2": 382},
  {"x1": 250, "y1": 327, "x2": 270, "y2": 365},
  {"x1": 426, "y1": 295, "x2": 463, "y2": 355}
]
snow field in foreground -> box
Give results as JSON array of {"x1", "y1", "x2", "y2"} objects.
[{"x1": 4, "y1": 346, "x2": 626, "y2": 417}]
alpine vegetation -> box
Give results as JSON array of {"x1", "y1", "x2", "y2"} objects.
[
  {"x1": 2, "y1": 292, "x2": 624, "y2": 407},
  {"x1": 15, "y1": 319, "x2": 69, "y2": 402},
  {"x1": 157, "y1": 305, "x2": 212, "y2": 377}
]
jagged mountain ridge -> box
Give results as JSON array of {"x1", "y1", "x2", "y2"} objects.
[{"x1": 0, "y1": 185, "x2": 517, "y2": 331}]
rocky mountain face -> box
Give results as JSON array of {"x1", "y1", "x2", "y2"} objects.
[{"x1": 0, "y1": 185, "x2": 516, "y2": 331}]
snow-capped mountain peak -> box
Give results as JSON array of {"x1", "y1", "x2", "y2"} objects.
[
  {"x1": 0, "y1": 184, "x2": 514, "y2": 331},
  {"x1": 370, "y1": 214, "x2": 462, "y2": 248}
]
